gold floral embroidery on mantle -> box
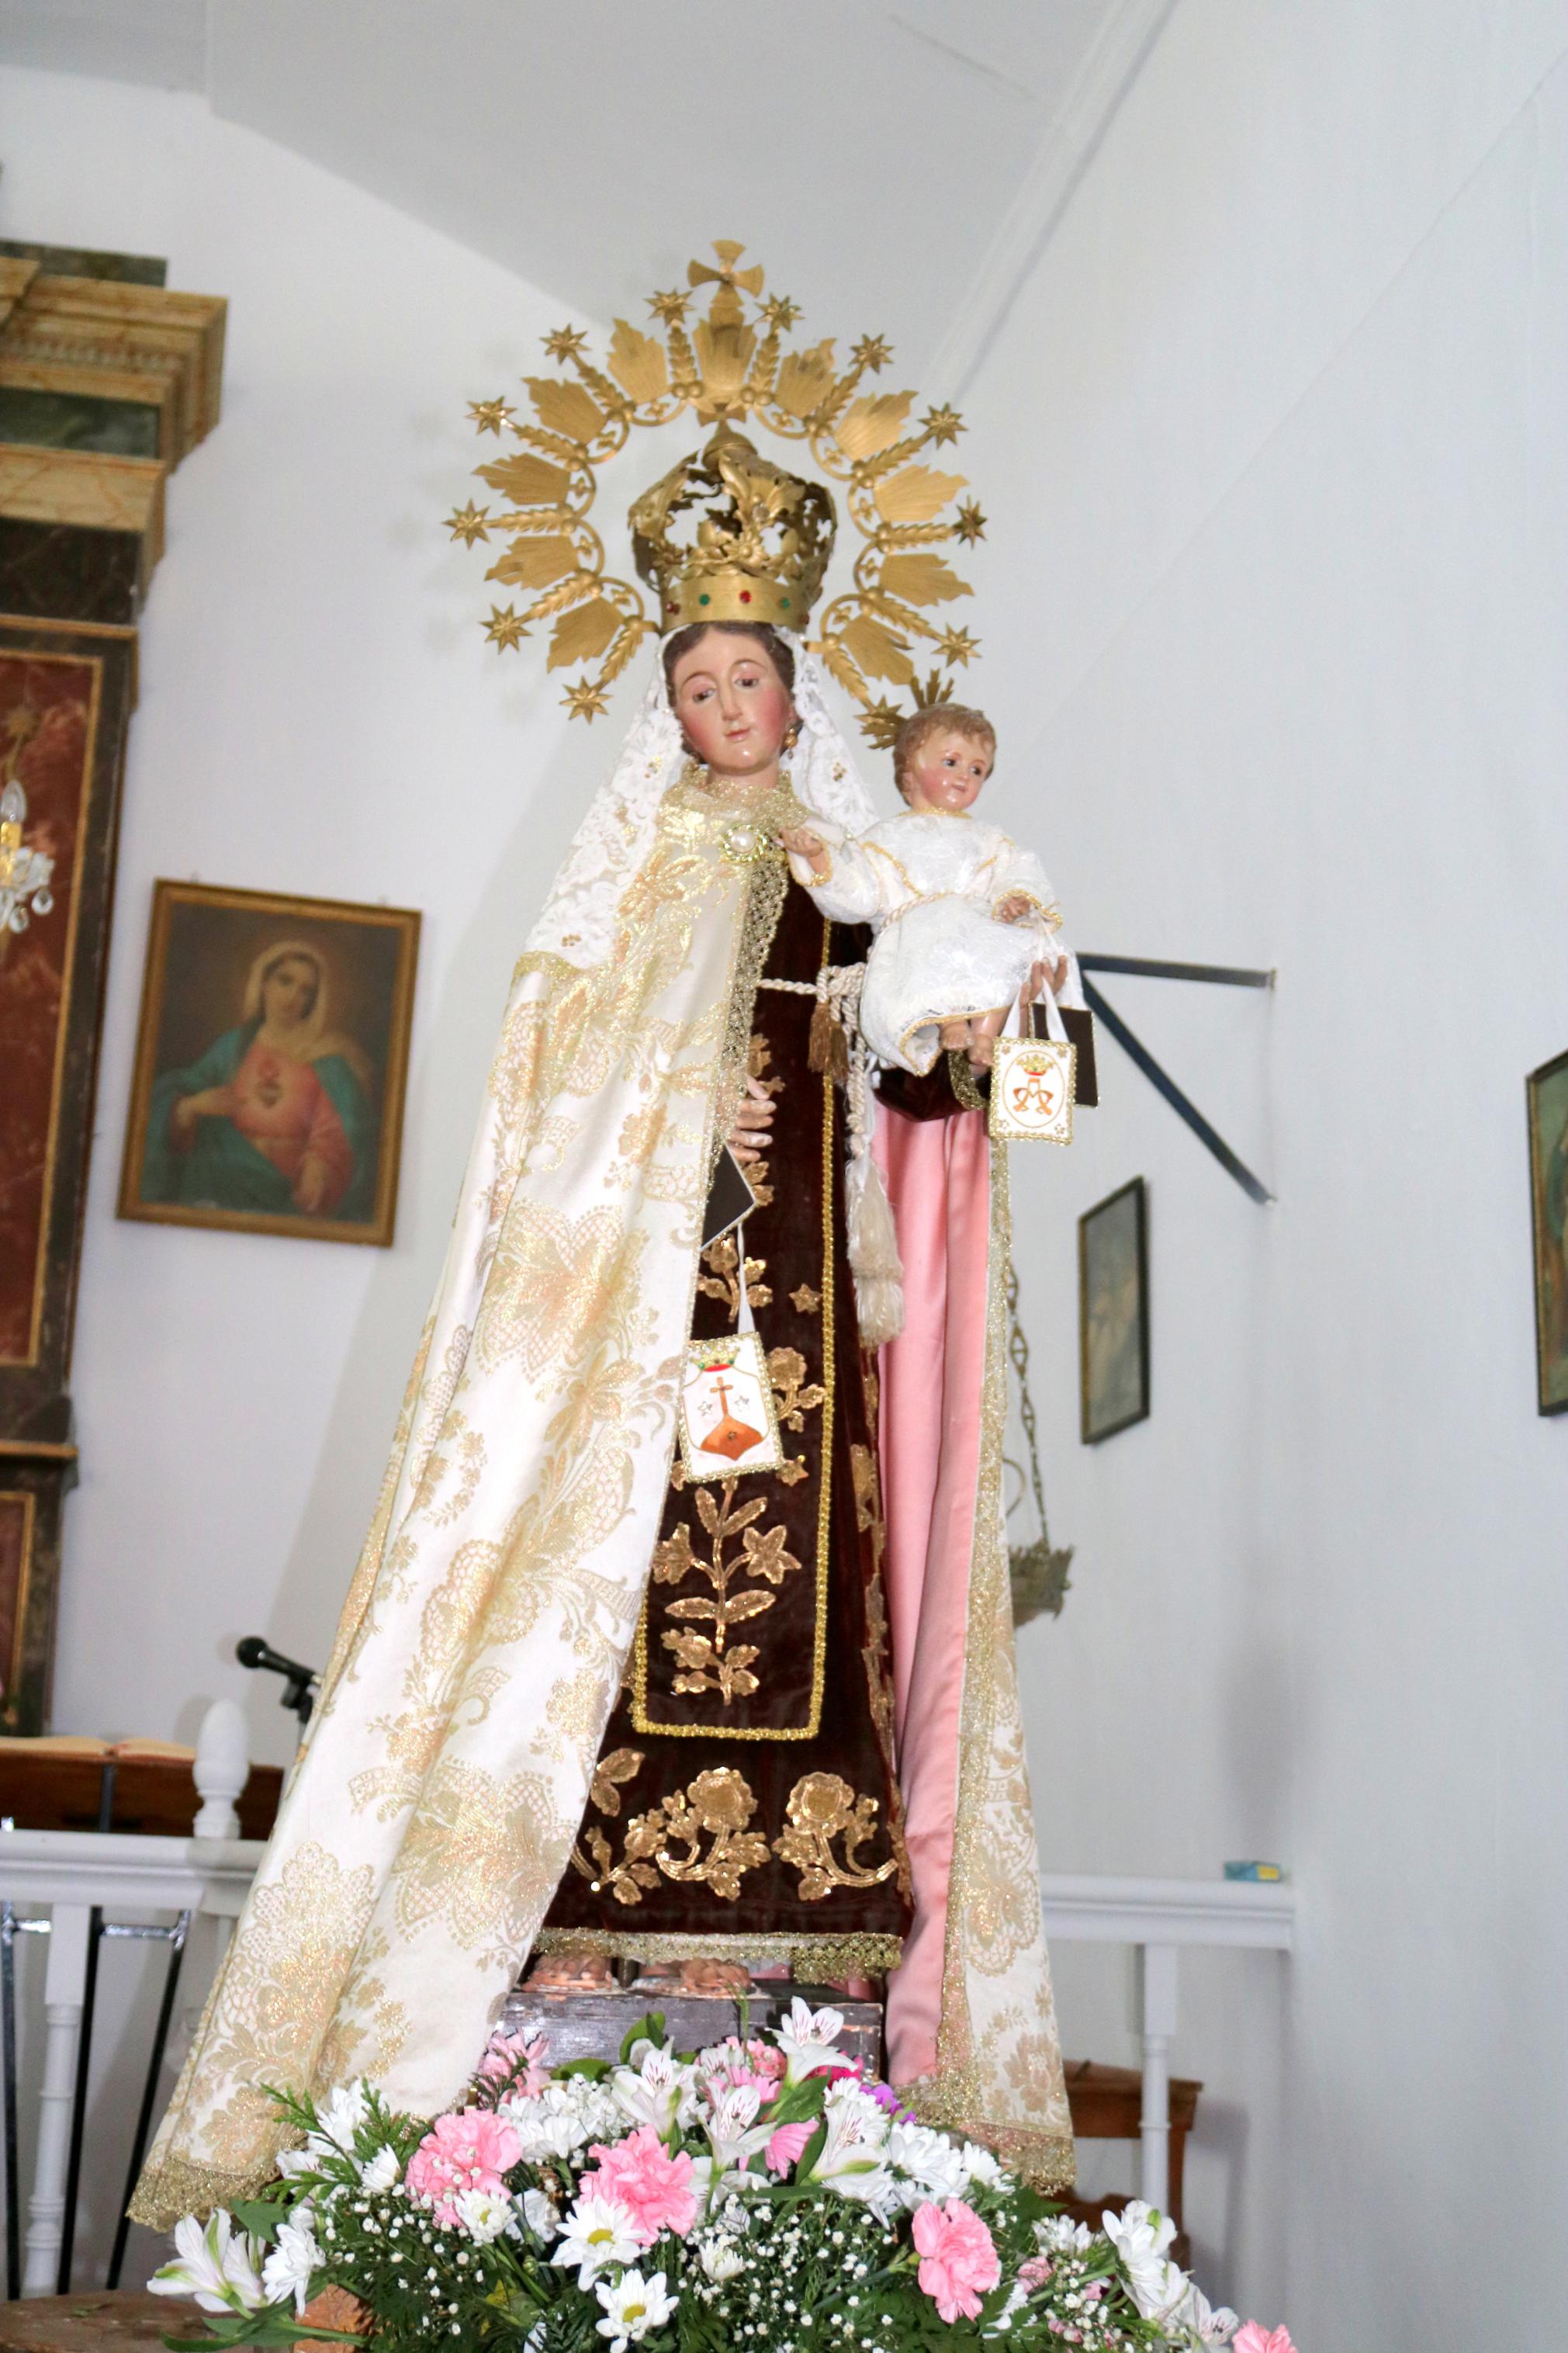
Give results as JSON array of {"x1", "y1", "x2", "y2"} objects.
[
  {"x1": 569, "y1": 1765, "x2": 769, "y2": 1905},
  {"x1": 773, "y1": 1772, "x2": 905, "y2": 1902}
]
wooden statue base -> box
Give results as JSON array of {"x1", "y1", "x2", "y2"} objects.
[{"x1": 504, "y1": 1978, "x2": 884, "y2": 2075}]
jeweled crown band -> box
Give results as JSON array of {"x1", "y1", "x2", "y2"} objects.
[{"x1": 656, "y1": 573, "x2": 803, "y2": 631}]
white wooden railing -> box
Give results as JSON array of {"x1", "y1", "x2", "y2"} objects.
[
  {"x1": 1041, "y1": 1872, "x2": 1296, "y2": 2209},
  {"x1": 0, "y1": 1714, "x2": 1294, "y2": 2286}
]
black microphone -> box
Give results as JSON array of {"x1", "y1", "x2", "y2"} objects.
[{"x1": 236, "y1": 1637, "x2": 320, "y2": 1726}]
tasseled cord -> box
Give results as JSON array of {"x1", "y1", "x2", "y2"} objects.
[{"x1": 764, "y1": 964, "x2": 905, "y2": 1346}]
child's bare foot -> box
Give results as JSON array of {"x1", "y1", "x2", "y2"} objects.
[{"x1": 967, "y1": 1006, "x2": 1010, "y2": 1070}]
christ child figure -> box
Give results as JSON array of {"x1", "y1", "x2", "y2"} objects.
[{"x1": 780, "y1": 705, "x2": 1066, "y2": 1073}]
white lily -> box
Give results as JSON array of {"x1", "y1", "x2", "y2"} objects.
[
  {"x1": 774, "y1": 1996, "x2": 845, "y2": 2084},
  {"x1": 1177, "y1": 2281, "x2": 1240, "y2": 2344},
  {"x1": 1103, "y1": 2201, "x2": 1186, "y2": 2320},
  {"x1": 703, "y1": 2078, "x2": 772, "y2": 2172},
  {"x1": 149, "y1": 2212, "x2": 268, "y2": 2317},
  {"x1": 594, "y1": 2265, "x2": 677, "y2": 2348},
  {"x1": 550, "y1": 2192, "x2": 642, "y2": 2285},
  {"x1": 611, "y1": 2042, "x2": 699, "y2": 2136},
  {"x1": 805, "y1": 2079, "x2": 892, "y2": 2206},
  {"x1": 260, "y1": 2214, "x2": 321, "y2": 2317}
]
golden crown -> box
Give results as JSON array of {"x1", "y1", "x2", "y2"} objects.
[
  {"x1": 630, "y1": 424, "x2": 836, "y2": 632},
  {"x1": 446, "y1": 241, "x2": 985, "y2": 743}
]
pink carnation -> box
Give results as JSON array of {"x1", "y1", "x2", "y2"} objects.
[
  {"x1": 1234, "y1": 2330, "x2": 1296, "y2": 2353},
  {"x1": 405, "y1": 2106, "x2": 522, "y2": 2227},
  {"x1": 912, "y1": 2198, "x2": 1002, "y2": 2324},
  {"x1": 1018, "y1": 2253, "x2": 1054, "y2": 2289},
  {"x1": 765, "y1": 2119, "x2": 814, "y2": 2178},
  {"x1": 477, "y1": 2027, "x2": 550, "y2": 2095},
  {"x1": 578, "y1": 2126, "x2": 698, "y2": 2245}
]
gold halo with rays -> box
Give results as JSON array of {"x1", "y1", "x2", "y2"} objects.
[{"x1": 445, "y1": 240, "x2": 986, "y2": 743}]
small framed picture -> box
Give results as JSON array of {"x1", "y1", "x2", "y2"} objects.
[
  {"x1": 677, "y1": 1332, "x2": 785, "y2": 1481},
  {"x1": 1527, "y1": 1047, "x2": 1568, "y2": 1416},
  {"x1": 1078, "y1": 1176, "x2": 1150, "y2": 1444},
  {"x1": 118, "y1": 881, "x2": 421, "y2": 1247}
]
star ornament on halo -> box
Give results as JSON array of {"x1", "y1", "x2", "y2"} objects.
[
  {"x1": 467, "y1": 397, "x2": 513, "y2": 436},
  {"x1": 446, "y1": 501, "x2": 492, "y2": 547},
  {"x1": 647, "y1": 289, "x2": 691, "y2": 325},
  {"x1": 763, "y1": 294, "x2": 802, "y2": 331},
  {"x1": 483, "y1": 603, "x2": 528, "y2": 652},
  {"x1": 543, "y1": 325, "x2": 589, "y2": 362},
  {"x1": 922, "y1": 404, "x2": 964, "y2": 446},
  {"x1": 850, "y1": 333, "x2": 892, "y2": 373},
  {"x1": 937, "y1": 624, "x2": 980, "y2": 666},
  {"x1": 954, "y1": 499, "x2": 988, "y2": 546},
  {"x1": 562, "y1": 677, "x2": 610, "y2": 720}
]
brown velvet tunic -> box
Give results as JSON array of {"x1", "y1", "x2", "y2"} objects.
[{"x1": 541, "y1": 875, "x2": 958, "y2": 1973}]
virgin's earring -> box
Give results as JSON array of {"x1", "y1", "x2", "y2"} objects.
[{"x1": 782, "y1": 715, "x2": 801, "y2": 753}]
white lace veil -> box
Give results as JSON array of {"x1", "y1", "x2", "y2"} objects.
[{"x1": 524, "y1": 632, "x2": 879, "y2": 969}]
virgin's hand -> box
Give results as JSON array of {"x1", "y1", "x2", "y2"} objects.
[
  {"x1": 728, "y1": 1075, "x2": 774, "y2": 1166},
  {"x1": 994, "y1": 893, "x2": 1034, "y2": 925}
]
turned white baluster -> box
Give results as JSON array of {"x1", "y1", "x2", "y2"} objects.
[
  {"x1": 1137, "y1": 1941, "x2": 1179, "y2": 2213},
  {"x1": 192, "y1": 1699, "x2": 249, "y2": 1840},
  {"x1": 22, "y1": 1901, "x2": 90, "y2": 2296}
]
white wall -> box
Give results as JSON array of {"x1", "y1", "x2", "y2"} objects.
[
  {"x1": 964, "y1": 4, "x2": 1568, "y2": 2344},
  {"x1": 0, "y1": 67, "x2": 620, "y2": 1769}
]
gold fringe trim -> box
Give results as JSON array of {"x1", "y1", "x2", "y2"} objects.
[
  {"x1": 127, "y1": 2145, "x2": 299, "y2": 2233},
  {"x1": 896, "y1": 2073, "x2": 1077, "y2": 2192},
  {"x1": 532, "y1": 1926, "x2": 902, "y2": 1976}
]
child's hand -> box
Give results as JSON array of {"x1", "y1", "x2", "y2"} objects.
[
  {"x1": 994, "y1": 893, "x2": 1035, "y2": 924},
  {"x1": 1023, "y1": 955, "x2": 1069, "y2": 1001},
  {"x1": 780, "y1": 824, "x2": 830, "y2": 876}
]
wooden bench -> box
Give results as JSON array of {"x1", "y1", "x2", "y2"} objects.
[{"x1": 1060, "y1": 2057, "x2": 1203, "y2": 2260}]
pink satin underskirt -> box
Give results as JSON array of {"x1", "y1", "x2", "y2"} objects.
[{"x1": 874, "y1": 1101, "x2": 992, "y2": 2088}]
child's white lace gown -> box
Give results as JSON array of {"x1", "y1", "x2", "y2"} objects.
[{"x1": 787, "y1": 807, "x2": 1061, "y2": 1074}]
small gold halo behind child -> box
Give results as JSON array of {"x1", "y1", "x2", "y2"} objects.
[{"x1": 781, "y1": 705, "x2": 1071, "y2": 1073}]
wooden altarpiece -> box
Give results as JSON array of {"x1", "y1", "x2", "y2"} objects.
[{"x1": 0, "y1": 243, "x2": 226, "y2": 1731}]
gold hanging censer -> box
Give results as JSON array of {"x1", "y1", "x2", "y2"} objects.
[{"x1": 446, "y1": 240, "x2": 987, "y2": 744}]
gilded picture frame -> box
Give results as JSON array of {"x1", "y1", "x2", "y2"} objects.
[
  {"x1": 1527, "y1": 1046, "x2": 1568, "y2": 1417},
  {"x1": 1078, "y1": 1176, "x2": 1150, "y2": 1444},
  {"x1": 118, "y1": 881, "x2": 421, "y2": 1248}
]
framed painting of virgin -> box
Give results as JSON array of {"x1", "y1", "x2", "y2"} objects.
[
  {"x1": 1528, "y1": 1046, "x2": 1568, "y2": 1416},
  {"x1": 117, "y1": 881, "x2": 421, "y2": 1246}
]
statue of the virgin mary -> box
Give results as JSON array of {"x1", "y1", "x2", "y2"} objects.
[{"x1": 131, "y1": 248, "x2": 1075, "y2": 2229}]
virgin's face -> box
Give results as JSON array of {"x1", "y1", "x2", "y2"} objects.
[
  {"x1": 670, "y1": 631, "x2": 794, "y2": 780},
  {"x1": 261, "y1": 955, "x2": 317, "y2": 1027}
]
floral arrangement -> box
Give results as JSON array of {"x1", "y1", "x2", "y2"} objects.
[{"x1": 149, "y1": 2001, "x2": 1295, "y2": 2353}]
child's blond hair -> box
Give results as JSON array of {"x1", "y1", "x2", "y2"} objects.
[{"x1": 892, "y1": 704, "x2": 997, "y2": 799}]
